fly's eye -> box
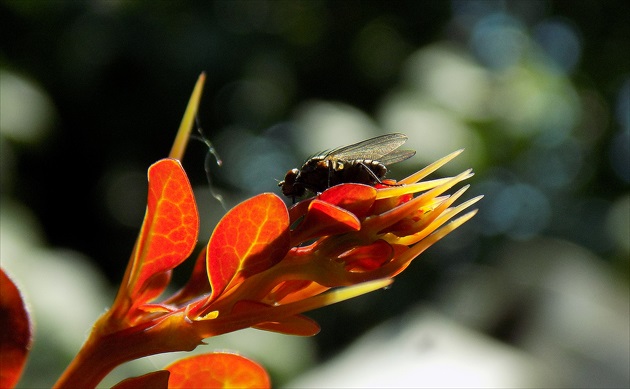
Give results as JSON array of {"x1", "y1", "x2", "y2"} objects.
[{"x1": 282, "y1": 169, "x2": 299, "y2": 185}]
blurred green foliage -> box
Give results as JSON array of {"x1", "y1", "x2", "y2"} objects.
[{"x1": 1, "y1": 1, "x2": 628, "y2": 387}]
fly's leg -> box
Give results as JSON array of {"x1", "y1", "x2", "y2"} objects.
[
  {"x1": 327, "y1": 161, "x2": 334, "y2": 188},
  {"x1": 358, "y1": 161, "x2": 384, "y2": 183},
  {"x1": 357, "y1": 161, "x2": 400, "y2": 187}
]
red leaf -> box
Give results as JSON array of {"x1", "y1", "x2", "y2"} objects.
[
  {"x1": 287, "y1": 184, "x2": 375, "y2": 228},
  {"x1": 290, "y1": 200, "x2": 360, "y2": 245},
  {"x1": 0, "y1": 269, "x2": 32, "y2": 389},
  {"x1": 111, "y1": 370, "x2": 169, "y2": 389},
  {"x1": 207, "y1": 194, "x2": 290, "y2": 301},
  {"x1": 166, "y1": 353, "x2": 270, "y2": 389},
  {"x1": 130, "y1": 159, "x2": 199, "y2": 299},
  {"x1": 288, "y1": 197, "x2": 314, "y2": 227},
  {"x1": 319, "y1": 183, "x2": 377, "y2": 218},
  {"x1": 338, "y1": 239, "x2": 394, "y2": 271}
]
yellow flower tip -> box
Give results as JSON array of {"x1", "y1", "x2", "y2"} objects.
[
  {"x1": 399, "y1": 149, "x2": 466, "y2": 185},
  {"x1": 304, "y1": 278, "x2": 395, "y2": 309},
  {"x1": 196, "y1": 310, "x2": 219, "y2": 321},
  {"x1": 377, "y1": 181, "x2": 480, "y2": 248}
]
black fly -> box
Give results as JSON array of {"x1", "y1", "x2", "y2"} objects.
[{"x1": 279, "y1": 133, "x2": 415, "y2": 199}]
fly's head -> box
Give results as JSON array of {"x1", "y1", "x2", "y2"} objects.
[{"x1": 279, "y1": 168, "x2": 305, "y2": 197}]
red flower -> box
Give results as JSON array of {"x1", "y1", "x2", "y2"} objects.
[{"x1": 4, "y1": 74, "x2": 479, "y2": 389}]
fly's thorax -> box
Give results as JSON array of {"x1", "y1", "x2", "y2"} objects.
[
  {"x1": 300, "y1": 156, "x2": 327, "y2": 173},
  {"x1": 329, "y1": 159, "x2": 345, "y2": 171}
]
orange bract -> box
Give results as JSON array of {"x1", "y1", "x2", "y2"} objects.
[
  {"x1": 206, "y1": 193, "x2": 290, "y2": 303},
  {"x1": 166, "y1": 353, "x2": 270, "y2": 389},
  {"x1": 128, "y1": 159, "x2": 199, "y2": 303}
]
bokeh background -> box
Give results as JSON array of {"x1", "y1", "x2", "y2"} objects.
[{"x1": 1, "y1": 1, "x2": 628, "y2": 387}]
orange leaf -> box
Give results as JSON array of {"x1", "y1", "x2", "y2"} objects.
[
  {"x1": 319, "y1": 183, "x2": 377, "y2": 218},
  {"x1": 290, "y1": 200, "x2": 360, "y2": 245},
  {"x1": 206, "y1": 194, "x2": 289, "y2": 302},
  {"x1": 0, "y1": 269, "x2": 32, "y2": 389},
  {"x1": 129, "y1": 159, "x2": 199, "y2": 299},
  {"x1": 338, "y1": 239, "x2": 394, "y2": 271},
  {"x1": 288, "y1": 197, "x2": 314, "y2": 226},
  {"x1": 268, "y1": 279, "x2": 313, "y2": 302},
  {"x1": 166, "y1": 353, "x2": 270, "y2": 389},
  {"x1": 287, "y1": 184, "x2": 375, "y2": 228},
  {"x1": 273, "y1": 280, "x2": 329, "y2": 304},
  {"x1": 111, "y1": 370, "x2": 170, "y2": 389}
]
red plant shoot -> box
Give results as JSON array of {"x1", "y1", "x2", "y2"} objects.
[{"x1": 0, "y1": 73, "x2": 481, "y2": 389}]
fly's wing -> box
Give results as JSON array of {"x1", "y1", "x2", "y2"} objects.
[
  {"x1": 378, "y1": 149, "x2": 416, "y2": 164},
  {"x1": 324, "y1": 133, "x2": 410, "y2": 161}
]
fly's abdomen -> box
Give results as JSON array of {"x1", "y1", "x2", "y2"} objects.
[{"x1": 331, "y1": 159, "x2": 387, "y2": 186}]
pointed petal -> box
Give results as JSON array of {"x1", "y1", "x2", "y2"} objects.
[{"x1": 398, "y1": 149, "x2": 464, "y2": 185}]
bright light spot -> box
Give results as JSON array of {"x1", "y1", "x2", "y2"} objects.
[
  {"x1": 403, "y1": 45, "x2": 492, "y2": 119},
  {"x1": 490, "y1": 67, "x2": 579, "y2": 139},
  {"x1": 292, "y1": 101, "x2": 381, "y2": 157},
  {"x1": 0, "y1": 70, "x2": 56, "y2": 144},
  {"x1": 378, "y1": 95, "x2": 482, "y2": 171}
]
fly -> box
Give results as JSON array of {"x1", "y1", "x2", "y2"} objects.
[{"x1": 279, "y1": 133, "x2": 415, "y2": 199}]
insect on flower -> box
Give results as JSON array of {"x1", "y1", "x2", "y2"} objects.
[{"x1": 279, "y1": 133, "x2": 416, "y2": 199}]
